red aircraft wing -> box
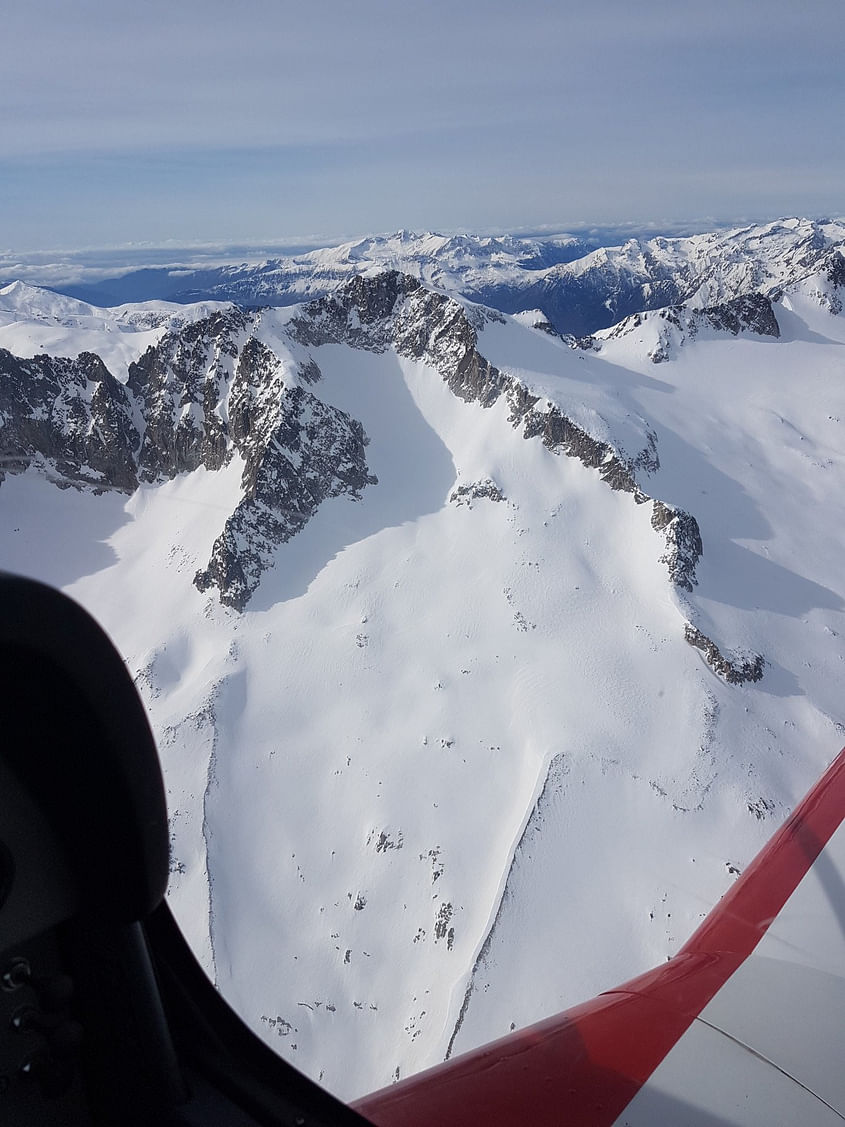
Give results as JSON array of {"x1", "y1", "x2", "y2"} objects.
[{"x1": 355, "y1": 747, "x2": 845, "y2": 1126}]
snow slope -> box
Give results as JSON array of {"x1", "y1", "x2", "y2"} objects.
[
  {"x1": 0, "y1": 262, "x2": 844, "y2": 1100},
  {"x1": 449, "y1": 281, "x2": 845, "y2": 1054}
]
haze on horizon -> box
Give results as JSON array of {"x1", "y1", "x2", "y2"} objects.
[{"x1": 2, "y1": 0, "x2": 844, "y2": 256}]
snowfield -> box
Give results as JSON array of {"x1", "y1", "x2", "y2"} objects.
[{"x1": 1, "y1": 240, "x2": 844, "y2": 1100}]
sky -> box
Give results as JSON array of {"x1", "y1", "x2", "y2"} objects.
[{"x1": 2, "y1": 0, "x2": 844, "y2": 258}]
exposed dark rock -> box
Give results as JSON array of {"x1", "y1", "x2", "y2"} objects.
[
  {"x1": 826, "y1": 249, "x2": 845, "y2": 290},
  {"x1": 289, "y1": 272, "x2": 507, "y2": 409},
  {"x1": 0, "y1": 304, "x2": 377, "y2": 609},
  {"x1": 517, "y1": 312, "x2": 560, "y2": 337},
  {"x1": 816, "y1": 249, "x2": 845, "y2": 315},
  {"x1": 573, "y1": 334, "x2": 600, "y2": 351},
  {"x1": 513, "y1": 384, "x2": 659, "y2": 494},
  {"x1": 434, "y1": 901, "x2": 454, "y2": 947},
  {"x1": 195, "y1": 384, "x2": 375, "y2": 610},
  {"x1": 519, "y1": 401, "x2": 643, "y2": 496},
  {"x1": 747, "y1": 796, "x2": 776, "y2": 820},
  {"x1": 652, "y1": 502, "x2": 703, "y2": 591},
  {"x1": 287, "y1": 271, "x2": 421, "y2": 353},
  {"x1": 700, "y1": 293, "x2": 780, "y2": 338},
  {"x1": 602, "y1": 293, "x2": 780, "y2": 364},
  {"x1": 684, "y1": 624, "x2": 765, "y2": 684},
  {"x1": 370, "y1": 829, "x2": 404, "y2": 853},
  {"x1": 127, "y1": 308, "x2": 250, "y2": 480},
  {"x1": 0, "y1": 347, "x2": 138, "y2": 491},
  {"x1": 634, "y1": 431, "x2": 661, "y2": 474},
  {"x1": 449, "y1": 479, "x2": 506, "y2": 507},
  {"x1": 131, "y1": 308, "x2": 381, "y2": 609}
]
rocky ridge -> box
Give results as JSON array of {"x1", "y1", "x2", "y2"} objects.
[
  {"x1": 287, "y1": 273, "x2": 764, "y2": 682},
  {"x1": 287, "y1": 272, "x2": 660, "y2": 498},
  {"x1": 589, "y1": 292, "x2": 781, "y2": 363},
  {"x1": 0, "y1": 347, "x2": 139, "y2": 492},
  {"x1": 0, "y1": 271, "x2": 765, "y2": 677},
  {"x1": 0, "y1": 309, "x2": 376, "y2": 611}
]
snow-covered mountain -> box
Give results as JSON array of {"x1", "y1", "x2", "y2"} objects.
[
  {"x1": 47, "y1": 217, "x2": 845, "y2": 338},
  {"x1": 1, "y1": 220, "x2": 845, "y2": 1100}
]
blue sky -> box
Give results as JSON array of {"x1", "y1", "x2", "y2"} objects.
[{"x1": 2, "y1": 0, "x2": 843, "y2": 255}]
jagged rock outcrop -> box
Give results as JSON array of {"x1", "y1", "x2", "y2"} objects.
[
  {"x1": 0, "y1": 347, "x2": 138, "y2": 491},
  {"x1": 129, "y1": 311, "x2": 378, "y2": 610},
  {"x1": 290, "y1": 272, "x2": 659, "y2": 502},
  {"x1": 289, "y1": 272, "x2": 508, "y2": 409},
  {"x1": 195, "y1": 384, "x2": 375, "y2": 610},
  {"x1": 600, "y1": 292, "x2": 780, "y2": 363},
  {"x1": 449, "y1": 479, "x2": 506, "y2": 507},
  {"x1": 651, "y1": 501, "x2": 703, "y2": 592},
  {"x1": 701, "y1": 293, "x2": 781, "y2": 338},
  {"x1": 0, "y1": 309, "x2": 378, "y2": 610},
  {"x1": 684, "y1": 624, "x2": 765, "y2": 684},
  {"x1": 517, "y1": 396, "x2": 658, "y2": 498},
  {"x1": 797, "y1": 248, "x2": 845, "y2": 316},
  {"x1": 127, "y1": 308, "x2": 250, "y2": 479},
  {"x1": 825, "y1": 249, "x2": 845, "y2": 289}
]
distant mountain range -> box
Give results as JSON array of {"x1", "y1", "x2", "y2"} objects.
[{"x1": 42, "y1": 217, "x2": 845, "y2": 337}]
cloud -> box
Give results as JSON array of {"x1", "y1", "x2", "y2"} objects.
[
  {"x1": 5, "y1": 0, "x2": 841, "y2": 154},
  {"x1": 2, "y1": 0, "x2": 844, "y2": 248}
]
